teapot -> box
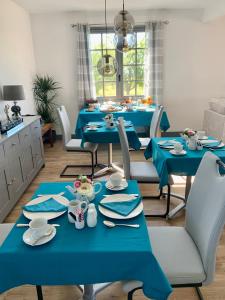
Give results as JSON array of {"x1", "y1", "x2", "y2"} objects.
[{"x1": 66, "y1": 181, "x2": 102, "y2": 202}]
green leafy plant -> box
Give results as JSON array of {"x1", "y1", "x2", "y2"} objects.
[{"x1": 33, "y1": 75, "x2": 61, "y2": 123}]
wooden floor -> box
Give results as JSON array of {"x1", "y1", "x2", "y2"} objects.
[{"x1": 1, "y1": 141, "x2": 225, "y2": 300}]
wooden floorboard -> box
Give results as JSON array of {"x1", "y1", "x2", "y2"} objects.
[{"x1": 1, "y1": 141, "x2": 225, "y2": 300}]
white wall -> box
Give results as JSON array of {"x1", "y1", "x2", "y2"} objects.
[
  {"x1": 31, "y1": 9, "x2": 225, "y2": 131},
  {"x1": 0, "y1": 0, "x2": 36, "y2": 120}
]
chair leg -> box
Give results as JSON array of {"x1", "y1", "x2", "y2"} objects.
[
  {"x1": 95, "y1": 150, "x2": 98, "y2": 166},
  {"x1": 144, "y1": 185, "x2": 171, "y2": 218},
  {"x1": 36, "y1": 285, "x2": 43, "y2": 300},
  {"x1": 195, "y1": 287, "x2": 204, "y2": 300},
  {"x1": 91, "y1": 152, "x2": 94, "y2": 179},
  {"x1": 127, "y1": 290, "x2": 134, "y2": 300}
]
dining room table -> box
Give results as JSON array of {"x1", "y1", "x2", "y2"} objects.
[
  {"x1": 0, "y1": 181, "x2": 172, "y2": 300},
  {"x1": 81, "y1": 121, "x2": 141, "y2": 177},
  {"x1": 75, "y1": 105, "x2": 170, "y2": 138},
  {"x1": 144, "y1": 136, "x2": 225, "y2": 218}
]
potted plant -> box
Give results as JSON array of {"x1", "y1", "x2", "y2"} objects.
[{"x1": 33, "y1": 75, "x2": 61, "y2": 124}]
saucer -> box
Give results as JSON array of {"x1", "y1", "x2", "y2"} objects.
[
  {"x1": 105, "y1": 179, "x2": 128, "y2": 191},
  {"x1": 23, "y1": 225, "x2": 56, "y2": 246},
  {"x1": 170, "y1": 150, "x2": 187, "y2": 156},
  {"x1": 87, "y1": 127, "x2": 98, "y2": 131}
]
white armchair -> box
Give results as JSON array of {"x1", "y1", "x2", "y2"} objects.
[
  {"x1": 138, "y1": 105, "x2": 164, "y2": 149},
  {"x1": 57, "y1": 106, "x2": 98, "y2": 178}
]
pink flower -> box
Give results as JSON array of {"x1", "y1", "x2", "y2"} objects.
[{"x1": 74, "y1": 181, "x2": 81, "y2": 188}]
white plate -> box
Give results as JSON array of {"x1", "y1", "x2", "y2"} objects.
[
  {"x1": 87, "y1": 127, "x2": 98, "y2": 131},
  {"x1": 98, "y1": 194, "x2": 143, "y2": 220},
  {"x1": 105, "y1": 180, "x2": 128, "y2": 191},
  {"x1": 136, "y1": 107, "x2": 146, "y2": 111},
  {"x1": 157, "y1": 140, "x2": 177, "y2": 145},
  {"x1": 203, "y1": 142, "x2": 225, "y2": 148},
  {"x1": 170, "y1": 150, "x2": 187, "y2": 156},
  {"x1": 23, "y1": 225, "x2": 56, "y2": 246},
  {"x1": 200, "y1": 139, "x2": 220, "y2": 145},
  {"x1": 23, "y1": 193, "x2": 69, "y2": 220}
]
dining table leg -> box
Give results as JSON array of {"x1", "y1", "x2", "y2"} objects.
[
  {"x1": 93, "y1": 143, "x2": 124, "y2": 177},
  {"x1": 167, "y1": 176, "x2": 192, "y2": 219},
  {"x1": 82, "y1": 284, "x2": 96, "y2": 300}
]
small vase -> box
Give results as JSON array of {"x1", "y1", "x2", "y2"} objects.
[{"x1": 188, "y1": 136, "x2": 197, "y2": 150}]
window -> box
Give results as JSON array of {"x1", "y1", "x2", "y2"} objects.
[{"x1": 90, "y1": 27, "x2": 145, "y2": 99}]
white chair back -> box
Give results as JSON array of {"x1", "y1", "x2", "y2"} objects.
[
  {"x1": 185, "y1": 151, "x2": 225, "y2": 285},
  {"x1": 117, "y1": 120, "x2": 131, "y2": 180},
  {"x1": 150, "y1": 105, "x2": 164, "y2": 138},
  {"x1": 56, "y1": 105, "x2": 72, "y2": 146}
]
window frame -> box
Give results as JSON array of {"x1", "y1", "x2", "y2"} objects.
[{"x1": 90, "y1": 25, "x2": 145, "y2": 100}]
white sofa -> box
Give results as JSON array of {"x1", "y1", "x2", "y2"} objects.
[{"x1": 203, "y1": 98, "x2": 225, "y2": 142}]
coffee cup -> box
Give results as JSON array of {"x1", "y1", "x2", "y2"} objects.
[
  {"x1": 68, "y1": 200, "x2": 88, "y2": 223},
  {"x1": 197, "y1": 131, "x2": 206, "y2": 139},
  {"x1": 29, "y1": 218, "x2": 49, "y2": 240},
  {"x1": 174, "y1": 142, "x2": 183, "y2": 154},
  {"x1": 110, "y1": 173, "x2": 123, "y2": 187}
]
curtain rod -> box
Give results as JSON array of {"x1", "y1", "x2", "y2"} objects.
[{"x1": 71, "y1": 20, "x2": 169, "y2": 28}]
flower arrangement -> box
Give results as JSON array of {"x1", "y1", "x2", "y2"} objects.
[
  {"x1": 182, "y1": 128, "x2": 196, "y2": 138},
  {"x1": 74, "y1": 176, "x2": 93, "y2": 195}
]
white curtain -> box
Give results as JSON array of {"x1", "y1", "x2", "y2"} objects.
[
  {"x1": 144, "y1": 22, "x2": 164, "y2": 104},
  {"x1": 76, "y1": 24, "x2": 96, "y2": 109}
]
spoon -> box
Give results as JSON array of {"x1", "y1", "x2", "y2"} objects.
[{"x1": 103, "y1": 220, "x2": 140, "y2": 228}]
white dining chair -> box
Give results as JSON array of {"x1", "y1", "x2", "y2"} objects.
[
  {"x1": 57, "y1": 106, "x2": 98, "y2": 178},
  {"x1": 122, "y1": 152, "x2": 225, "y2": 300},
  {"x1": 117, "y1": 119, "x2": 171, "y2": 218},
  {"x1": 138, "y1": 105, "x2": 164, "y2": 149}
]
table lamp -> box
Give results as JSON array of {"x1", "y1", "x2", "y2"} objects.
[{"x1": 3, "y1": 85, "x2": 25, "y2": 119}]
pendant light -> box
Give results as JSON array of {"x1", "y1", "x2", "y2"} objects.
[
  {"x1": 114, "y1": 0, "x2": 135, "y2": 53},
  {"x1": 97, "y1": 0, "x2": 118, "y2": 77},
  {"x1": 114, "y1": 0, "x2": 135, "y2": 35},
  {"x1": 114, "y1": 32, "x2": 136, "y2": 53}
]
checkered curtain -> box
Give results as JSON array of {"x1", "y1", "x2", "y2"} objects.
[
  {"x1": 144, "y1": 22, "x2": 164, "y2": 104},
  {"x1": 76, "y1": 24, "x2": 96, "y2": 109}
]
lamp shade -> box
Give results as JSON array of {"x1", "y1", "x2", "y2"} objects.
[
  {"x1": 97, "y1": 54, "x2": 118, "y2": 77},
  {"x1": 114, "y1": 32, "x2": 136, "y2": 53},
  {"x1": 114, "y1": 10, "x2": 135, "y2": 35},
  {"x1": 3, "y1": 85, "x2": 25, "y2": 101}
]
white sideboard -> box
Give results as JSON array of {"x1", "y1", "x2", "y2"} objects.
[{"x1": 0, "y1": 116, "x2": 45, "y2": 222}]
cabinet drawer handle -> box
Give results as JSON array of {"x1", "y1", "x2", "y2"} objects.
[
  {"x1": 11, "y1": 143, "x2": 17, "y2": 146},
  {"x1": 25, "y1": 134, "x2": 28, "y2": 137},
  {"x1": 34, "y1": 126, "x2": 39, "y2": 129},
  {"x1": 7, "y1": 181, "x2": 13, "y2": 186}
]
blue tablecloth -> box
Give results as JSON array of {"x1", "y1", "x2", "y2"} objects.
[
  {"x1": 82, "y1": 122, "x2": 141, "y2": 150},
  {"x1": 75, "y1": 106, "x2": 170, "y2": 138},
  {"x1": 144, "y1": 137, "x2": 225, "y2": 187},
  {"x1": 0, "y1": 181, "x2": 172, "y2": 300}
]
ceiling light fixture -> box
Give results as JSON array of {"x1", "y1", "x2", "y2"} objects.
[{"x1": 97, "y1": 0, "x2": 118, "y2": 77}]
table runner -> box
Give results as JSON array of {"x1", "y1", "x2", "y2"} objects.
[
  {"x1": 82, "y1": 122, "x2": 141, "y2": 150},
  {"x1": 75, "y1": 106, "x2": 170, "y2": 138},
  {"x1": 0, "y1": 181, "x2": 172, "y2": 300},
  {"x1": 144, "y1": 137, "x2": 225, "y2": 187}
]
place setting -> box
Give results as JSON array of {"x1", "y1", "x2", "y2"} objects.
[
  {"x1": 86, "y1": 122, "x2": 103, "y2": 131},
  {"x1": 105, "y1": 173, "x2": 128, "y2": 191}
]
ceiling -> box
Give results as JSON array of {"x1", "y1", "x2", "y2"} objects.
[{"x1": 13, "y1": 0, "x2": 212, "y2": 13}]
